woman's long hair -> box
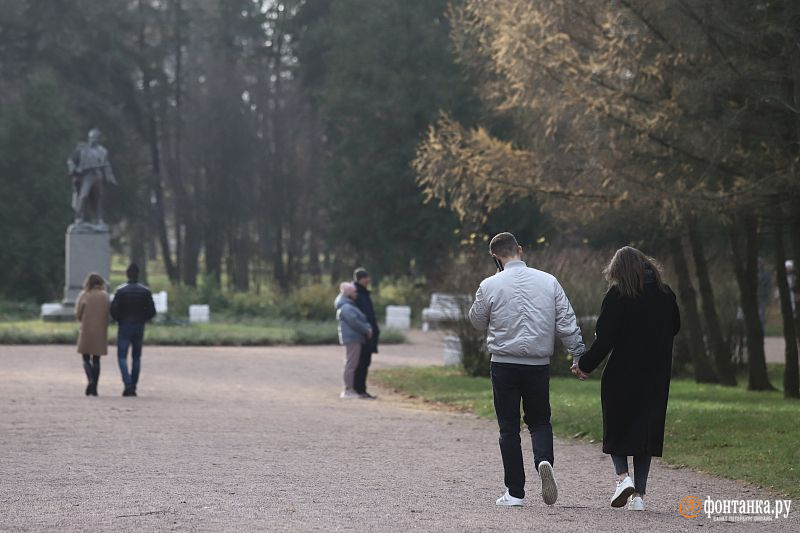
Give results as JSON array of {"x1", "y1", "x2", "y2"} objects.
[
  {"x1": 603, "y1": 246, "x2": 666, "y2": 298},
  {"x1": 83, "y1": 272, "x2": 106, "y2": 292}
]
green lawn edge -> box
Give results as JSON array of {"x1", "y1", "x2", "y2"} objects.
[
  {"x1": 373, "y1": 365, "x2": 800, "y2": 498},
  {"x1": 0, "y1": 320, "x2": 405, "y2": 346}
]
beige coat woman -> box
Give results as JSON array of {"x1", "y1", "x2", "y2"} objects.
[{"x1": 76, "y1": 288, "x2": 110, "y2": 355}]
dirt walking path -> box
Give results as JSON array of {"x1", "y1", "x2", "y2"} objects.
[{"x1": 0, "y1": 335, "x2": 795, "y2": 531}]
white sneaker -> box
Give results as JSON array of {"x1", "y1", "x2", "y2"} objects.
[
  {"x1": 628, "y1": 496, "x2": 645, "y2": 511},
  {"x1": 537, "y1": 461, "x2": 558, "y2": 505},
  {"x1": 611, "y1": 476, "x2": 635, "y2": 508},
  {"x1": 339, "y1": 390, "x2": 359, "y2": 399},
  {"x1": 496, "y1": 490, "x2": 524, "y2": 506}
]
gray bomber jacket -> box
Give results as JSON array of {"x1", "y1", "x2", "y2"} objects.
[{"x1": 468, "y1": 260, "x2": 585, "y2": 365}]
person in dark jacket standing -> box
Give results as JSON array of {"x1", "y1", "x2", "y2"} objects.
[
  {"x1": 572, "y1": 247, "x2": 680, "y2": 512},
  {"x1": 110, "y1": 264, "x2": 156, "y2": 397},
  {"x1": 353, "y1": 268, "x2": 379, "y2": 399}
]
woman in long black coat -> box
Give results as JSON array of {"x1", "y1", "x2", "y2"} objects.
[{"x1": 573, "y1": 246, "x2": 680, "y2": 512}]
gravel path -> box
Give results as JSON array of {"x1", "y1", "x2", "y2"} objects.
[{"x1": 0, "y1": 335, "x2": 796, "y2": 532}]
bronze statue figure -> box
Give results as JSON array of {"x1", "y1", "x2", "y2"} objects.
[{"x1": 67, "y1": 128, "x2": 117, "y2": 225}]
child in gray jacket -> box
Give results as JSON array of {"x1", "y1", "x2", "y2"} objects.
[{"x1": 335, "y1": 282, "x2": 372, "y2": 398}]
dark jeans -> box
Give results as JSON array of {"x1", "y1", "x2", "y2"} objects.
[
  {"x1": 82, "y1": 354, "x2": 101, "y2": 384},
  {"x1": 117, "y1": 323, "x2": 144, "y2": 388},
  {"x1": 611, "y1": 455, "x2": 652, "y2": 495},
  {"x1": 353, "y1": 343, "x2": 373, "y2": 394},
  {"x1": 491, "y1": 362, "x2": 554, "y2": 499}
]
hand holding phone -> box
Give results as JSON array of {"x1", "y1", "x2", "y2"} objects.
[{"x1": 493, "y1": 256, "x2": 504, "y2": 272}]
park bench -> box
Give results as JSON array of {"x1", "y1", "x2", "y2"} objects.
[
  {"x1": 189, "y1": 304, "x2": 210, "y2": 324},
  {"x1": 421, "y1": 293, "x2": 472, "y2": 331},
  {"x1": 385, "y1": 305, "x2": 411, "y2": 330},
  {"x1": 153, "y1": 291, "x2": 168, "y2": 314}
]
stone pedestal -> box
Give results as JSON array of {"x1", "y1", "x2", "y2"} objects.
[{"x1": 42, "y1": 223, "x2": 110, "y2": 321}]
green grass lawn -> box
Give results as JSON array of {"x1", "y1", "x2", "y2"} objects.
[
  {"x1": 374, "y1": 364, "x2": 800, "y2": 498},
  {"x1": 0, "y1": 320, "x2": 405, "y2": 346}
]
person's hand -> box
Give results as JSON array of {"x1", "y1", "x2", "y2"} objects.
[
  {"x1": 366, "y1": 329, "x2": 373, "y2": 339},
  {"x1": 570, "y1": 363, "x2": 589, "y2": 381}
]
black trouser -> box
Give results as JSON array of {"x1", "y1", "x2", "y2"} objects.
[
  {"x1": 611, "y1": 455, "x2": 652, "y2": 495},
  {"x1": 353, "y1": 343, "x2": 372, "y2": 394},
  {"x1": 491, "y1": 362, "x2": 554, "y2": 499},
  {"x1": 82, "y1": 354, "x2": 101, "y2": 384}
]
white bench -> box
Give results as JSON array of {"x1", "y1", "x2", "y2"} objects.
[
  {"x1": 385, "y1": 305, "x2": 411, "y2": 330},
  {"x1": 41, "y1": 303, "x2": 63, "y2": 317},
  {"x1": 421, "y1": 293, "x2": 471, "y2": 331},
  {"x1": 153, "y1": 291, "x2": 168, "y2": 314},
  {"x1": 189, "y1": 304, "x2": 210, "y2": 324},
  {"x1": 443, "y1": 335, "x2": 462, "y2": 366}
]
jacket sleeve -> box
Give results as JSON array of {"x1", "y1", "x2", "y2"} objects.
[
  {"x1": 554, "y1": 280, "x2": 585, "y2": 358},
  {"x1": 109, "y1": 292, "x2": 119, "y2": 322},
  {"x1": 75, "y1": 292, "x2": 86, "y2": 322},
  {"x1": 146, "y1": 291, "x2": 156, "y2": 321},
  {"x1": 578, "y1": 289, "x2": 624, "y2": 373},
  {"x1": 343, "y1": 306, "x2": 371, "y2": 335},
  {"x1": 468, "y1": 284, "x2": 490, "y2": 331},
  {"x1": 670, "y1": 289, "x2": 681, "y2": 336}
]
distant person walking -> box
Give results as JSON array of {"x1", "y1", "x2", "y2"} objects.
[
  {"x1": 353, "y1": 268, "x2": 380, "y2": 399},
  {"x1": 469, "y1": 232, "x2": 585, "y2": 507},
  {"x1": 75, "y1": 273, "x2": 110, "y2": 396},
  {"x1": 573, "y1": 247, "x2": 680, "y2": 512},
  {"x1": 335, "y1": 282, "x2": 373, "y2": 399},
  {"x1": 786, "y1": 260, "x2": 797, "y2": 311},
  {"x1": 110, "y1": 264, "x2": 156, "y2": 397}
]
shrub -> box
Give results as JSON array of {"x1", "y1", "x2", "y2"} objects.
[
  {"x1": 373, "y1": 276, "x2": 428, "y2": 323},
  {"x1": 283, "y1": 283, "x2": 338, "y2": 321},
  {"x1": 0, "y1": 299, "x2": 39, "y2": 321}
]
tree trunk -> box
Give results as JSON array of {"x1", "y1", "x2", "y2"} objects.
[
  {"x1": 687, "y1": 219, "x2": 737, "y2": 385},
  {"x1": 205, "y1": 230, "x2": 223, "y2": 287},
  {"x1": 774, "y1": 225, "x2": 800, "y2": 398},
  {"x1": 308, "y1": 230, "x2": 322, "y2": 282},
  {"x1": 230, "y1": 231, "x2": 250, "y2": 292},
  {"x1": 138, "y1": 0, "x2": 179, "y2": 285},
  {"x1": 272, "y1": 221, "x2": 287, "y2": 291},
  {"x1": 792, "y1": 216, "x2": 800, "y2": 351},
  {"x1": 130, "y1": 222, "x2": 148, "y2": 285},
  {"x1": 182, "y1": 221, "x2": 201, "y2": 287},
  {"x1": 730, "y1": 216, "x2": 774, "y2": 391},
  {"x1": 668, "y1": 236, "x2": 718, "y2": 383}
]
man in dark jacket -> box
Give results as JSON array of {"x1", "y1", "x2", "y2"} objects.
[
  {"x1": 110, "y1": 264, "x2": 156, "y2": 397},
  {"x1": 353, "y1": 268, "x2": 379, "y2": 399}
]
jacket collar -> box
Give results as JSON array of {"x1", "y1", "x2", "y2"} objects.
[
  {"x1": 355, "y1": 282, "x2": 370, "y2": 294},
  {"x1": 504, "y1": 260, "x2": 526, "y2": 270}
]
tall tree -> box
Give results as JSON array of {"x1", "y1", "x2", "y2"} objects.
[{"x1": 301, "y1": 0, "x2": 476, "y2": 280}]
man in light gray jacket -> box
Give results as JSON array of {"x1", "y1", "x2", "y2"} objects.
[{"x1": 469, "y1": 232, "x2": 585, "y2": 507}]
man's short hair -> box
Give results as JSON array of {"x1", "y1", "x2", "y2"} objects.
[
  {"x1": 489, "y1": 232, "x2": 519, "y2": 258},
  {"x1": 126, "y1": 263, "x2": 140, "y2": 281},
  {"x1": 353, "y1": 268, "x2": 369, "y2": 281}
]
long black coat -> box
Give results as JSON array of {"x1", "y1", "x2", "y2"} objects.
[
  {"x1": 578, "y1": 283, "x2": 680, "y2": 457},
  {"x1": 354, "y1": 283, "x2": 380, "y2": 353}
]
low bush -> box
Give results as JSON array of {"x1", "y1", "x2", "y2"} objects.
[
  {"x1": 282, "y1": 283, "x2": 338, "y2": 321},
  {"x1": 0, "y1": 299, "x2": 40, "y2": 321},
  {"x1": 0, "y1": 320, "x2": 406, "y2": 346}
]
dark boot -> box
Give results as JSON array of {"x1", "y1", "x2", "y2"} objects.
[
  {"x1": 82, "y1": 354, "x2": 94, "y2": 396},
  {"x1": 91, "y1": 357, "x2": 100, "y2": 396}
]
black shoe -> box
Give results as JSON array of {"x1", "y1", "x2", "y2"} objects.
[
  {"x1": 122, "y1": 387, "x2": 134, "y2": 397},
  {"x1": 358, "y1": 392, "x2": 377, "y2": 400},
  {"x1": 91, "y1": 383, "x2": 98, "y2": 396},
  {"x1": 85, "y1": 384, "x2": 92, "y2": 396}
]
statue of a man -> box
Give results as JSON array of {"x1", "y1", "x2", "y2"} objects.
[{"x1": 67, "y1": 128, "x2": 117, "y2": 225}]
